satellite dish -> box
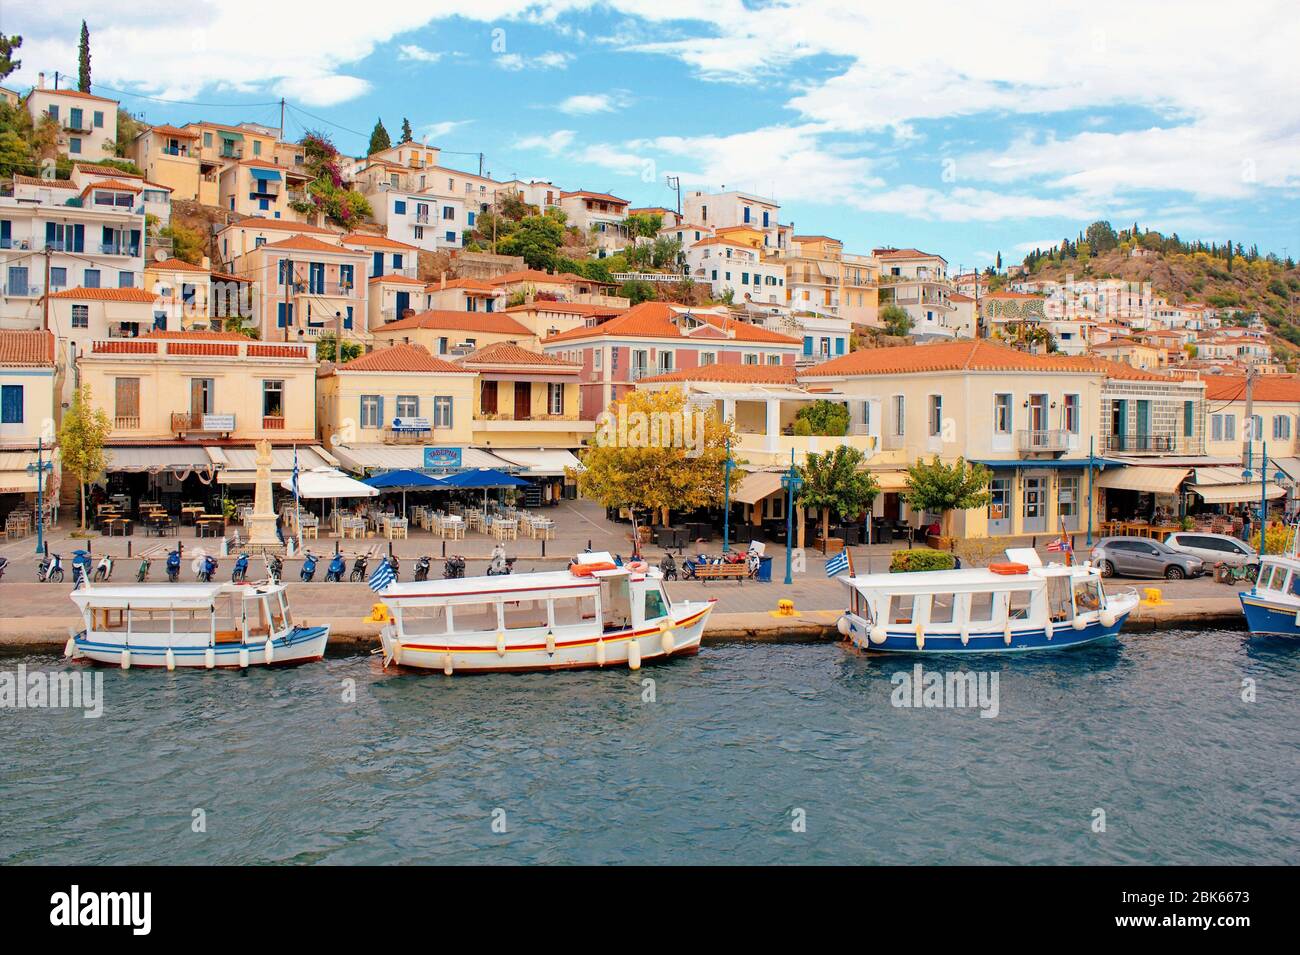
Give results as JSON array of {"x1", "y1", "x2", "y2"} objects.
[{"x1": 153, "y1": 249, "x2": 169, "y2": 262}]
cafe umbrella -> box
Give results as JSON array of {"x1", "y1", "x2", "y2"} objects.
[
  {"x1": 281, "y1": 467, "x2": 379, "y2": 538},
  {"x1": 433, "y1": 468, "x2": 530, "y2": 512},
  {"x1": 361, "y1": 469, "x2": 445, "y2": 515}
]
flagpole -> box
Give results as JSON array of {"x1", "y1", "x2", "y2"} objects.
[{"x1": 293, "y1": 445, "x2": 300, "y2": 554}]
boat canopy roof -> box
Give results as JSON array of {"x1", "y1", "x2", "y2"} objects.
[
  {"x1": 381, "y1": 569, "x2": 601, "y2": 603},
  {"x1": 70, "y1": 581, "x2": 286, "y2": 611},
  {"x1": 843, "y1": 564, "x2": 1093, "y2": 595}
]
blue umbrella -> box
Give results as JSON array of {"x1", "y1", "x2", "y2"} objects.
[
  {"x1": 362, "y1": 469, "x2": 445, "y2": 489},
  {"x1": 436, "y1": 468, "x2": 529, "y2": 489}
]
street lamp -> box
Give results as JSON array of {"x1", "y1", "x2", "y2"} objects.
[
  {"x1": 26, "y1": 436, "x2": 54, "y2": 555},
  {"x1": 781, "y1": 448, "x2": 803, "y2": 586},
  {"x1": 722, "y1": 438, "x2": 733, "y2": 553}
]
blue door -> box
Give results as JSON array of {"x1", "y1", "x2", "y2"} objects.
[
  {"x1": 395, "y1": 291, "x2": 410, "y2": 318},
  {"x1": 6, "y1": 266, "x2": 27, "y2": 296}
]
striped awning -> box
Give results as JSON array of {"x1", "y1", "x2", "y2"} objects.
[
  {"x1": 208, "y1": 445, "x2": 338, "y2": 484},
  {"x1": 872, "y1": 470, "x2": 910, "y2": 492},
  {"x1": 732, "y1": 470, "x2": 785, "y2": 504},
  {"x1": 491, "y1": 448, "x2": 583, "y2": 477},
  {"x1": 327, "y1": 444, "x2": 515, "y2": 474},
  {"x1": 106, "y1": 446, "x2": 212, "y2": 474},
  {"x1": 1096, "y1": 466, "x2": 1189, "y2": 494},
  {"x1": 1194, "y1": 483, "x2": 1286, "y2": 504}
]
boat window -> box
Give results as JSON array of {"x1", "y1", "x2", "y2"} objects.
[
  {"x1": 644, "y1": 588, "x2": 669, "y2": 623},
  {"x1": 126, "y1": 608, "x2": 181, "y2": 633},
  {"x1": 1073, "y1": 578, "x2": 1103, "y2": 613},
  {"x1": 214, "y1": 594, "x2": 239, "y2": 634},
  {"x1": 929, "y1": 593, "x2": 956, "y2": 624},
  {"x1": 279, "y1": 591, "x2": 293, "y2": 629},
  {"x1": 1273, "y1": 570, "x2": 1291, "y2": 592},
  {"x1": 451, "y1": 600, "x2": 499, "y2": 633},
  {"x1": 888, "y1": 595, "x2": 915, "y2": 625},
  {"x1": 1008, "y1": 591, "x2": 1031, "y2": 620},
  {"x1": 399, "y1": 606, "x2": 449, "y2": 636},
  {"x1": 1046, "y1": 577, "x2": 1073, "y2": 622},
  {"x1": 968, "y1": 591, "x2": 994, "y2": 623},
  {"x1": 267, "y1": 596, "x2": 285, "y2": 633},
  {"x1": 601, "y1": 576, "x2": 632, "y2": 632},
  {"x1": 553, "y1": 594, "x2": 598, "y2": 627},
  {"x1": 503, "y1": 598, "x2": 548, "y2": 630}
]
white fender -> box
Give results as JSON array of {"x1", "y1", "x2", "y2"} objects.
[
  {"x1": 442, "y1": 652, "x2": 453, "y2": 676},
  {"x1": 165, "y1": 648, "x2": 176, "y2": 671},
  {"x1": 496, "y1": 631, "x2": 506, "y2": 657},
  {"x1": 1044, "y1": 619, "x2": 1054, "y2": 642},
  {"x1": 661, "y1": 629, "x2": 675, "y2": 655},
  {"x1": 596, "y1": 638, "x2": 606, "y2": 667},
  {"x1": 204, "y1": 647, "x2": 215, "y2": 669},
  {"x1": 870, "y1": 625, "x2": 887, "y2": 645},
  {"x1": 836, "y1": 615, "x2": 851, "y2": 636},
  {"x1": 392, "y1": 640, "x2": 403, "y2": 666},
  {"x1": 1003, "y1": 623, "x2": 1013, "y2": 647},
  {"x1": 960, "y1": 626, "x2": 970, "y2": 646},
  {"x1": 120, "y1": 648, "x2": 131, "y2": 670},
  {"x1": 627, "y1": 637, "x2": 642, "y2": 671},
  {"x1": 545, "y1": 631, "x2": 556, "y2": 656},
  {"x1": 238, "y1": 647, "x2": 250, "y2": 669},
  {"x1": 1072, "y1": 616, "x2": 1086, "y2": 631},
  {"x1": 915, "y1": 623, "x2": 925, "y2": 651},
  {"x1": 263, "y1": 637, "x2": 274, "y2": 665},
  {"x1": 63, "y1": 636, "x2": 75, "y2": 659},
  {"x1": 1099, "y1": 609, "x2": 1116, "y2": 628}
]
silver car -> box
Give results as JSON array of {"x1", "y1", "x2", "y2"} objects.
[
  {"x1": 1162, "y1": 531, "x2": 1257, "y2": 569},
  {"x1": 1089, "y1": 536, "x2": 1205, "y2": 580}
]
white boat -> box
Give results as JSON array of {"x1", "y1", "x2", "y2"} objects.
[
  {"x1": 66, "y1": 581, "x2": 329, "y2": 669},
  {"x1": 1239, "y1": 525, "x2": 1300, "y2": 637},
  {"x1": 376, "y1": 552, "x2": 714, "y2": 674},
  {"x1": 836, "y1": 549, "x2": 1140, "y2": 653}
]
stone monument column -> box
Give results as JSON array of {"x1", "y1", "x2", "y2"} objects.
[{"x1": 244, "y1": 438, "x2": 283, "y2": 554}]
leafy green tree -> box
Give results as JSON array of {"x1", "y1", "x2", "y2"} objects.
[
  {"x1": 498, "y1": 208, "x2": 567, "y2": 270},
  {"x1": 368, "y1": 118, "x2": 391, "y2": 155},
  {"x1": 0, "y1": 34, "x2": 21, "y2": 81},
  {"x1": 59, "y1": 385, "x2": 112, "y2": 533},
  {"x1": 797, "y1": 445, "x2": 879, "y2": 546},
  {"x1": 399, "y1": 118, "x2": 413, "y2": 143},
  {"x1": 624, "y1": 212, "x2": 663, "y2": 238},
  {"x1": 160, "y1": 222, "x2": 205, "y2": 264},
  {"x1": 619, "y1": 279, "x2": 656, "y2": 305},
  {"x1": 902, "y1": 456, "x2": 993, "y2": 538},
  {"x1": 794, "y1": 400, "x2": 849, "y2": 436},
  {"x1": 78, "y1": 21, "x2": 91, "y2": 92},
  {"x1": 112, "y1": 109, "x2": 141, "y2": 157},
  {"x1": 316, "y1": 333, "x2": 362, "y2": 363},
  {"x1": 880, "y1": 304, "x2": 913, "y2": 336}
]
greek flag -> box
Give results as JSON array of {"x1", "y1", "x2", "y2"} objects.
[
  {"x1": 825, "y1": 548, "x2": 850, "y2": 578},
  {"x1": 291, "y1": 446, "x2": 300, "y2": 500},
  {"x1": 368, "y1": 558, "x2": 396, "y2": 593}
]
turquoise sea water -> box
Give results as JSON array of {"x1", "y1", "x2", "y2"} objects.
[{"x1": 1, "y1": 630, "x2": 1297, "y2": 865}]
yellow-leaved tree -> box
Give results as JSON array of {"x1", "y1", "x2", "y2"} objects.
[
  {"x1": 571, "y1": 387, "x2": 739, "y2": 527},
  {"x1": 58, "y1": 384, "x2": 112, "y2": 532}
]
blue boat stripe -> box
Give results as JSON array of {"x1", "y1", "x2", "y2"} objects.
[{"x1": 76, "y1": 626, "x2": 327, "y2": 654}]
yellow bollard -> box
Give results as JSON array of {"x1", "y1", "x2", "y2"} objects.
[
  {"x1": 769, "y1": 599, "x2": 797, "y2": 618},
  {"x1": 1141, "y1": 587, "x2": 1166, "y2": 606},
  {"x1": 364, "y1": 602, "x2": 392, "y2": 623}
]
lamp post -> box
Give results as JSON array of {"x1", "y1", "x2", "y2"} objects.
[
  {"x1": 722, "y1": 438, "x2": 733, "y2": 553},
  {"x1": 27, "y1": 436, "x2": 54, "y2": 555},
  {"x1": 1242, "y1": 440, "x2": 1284, "y2": 556},
  {"x1": 781, "y1": 448, "x2": 803, "y2": 586},
  {"x1": 1086, "y1": 435, "x2": 1095, "y2": 547}
]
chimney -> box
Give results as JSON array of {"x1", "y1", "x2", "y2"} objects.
[
  {"x1": 201, "y1": 256, "x2": 211, "y2": 271},
  {"x1": 440, "y1": 271, "x2": 446, "y2": 291},
  {"x1": 37, "y1": 72, "x2": 45, "y2": 90}
]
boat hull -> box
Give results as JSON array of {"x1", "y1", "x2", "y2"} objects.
[
  {"x1": 1239, "y1": 593, "x2": 1300, "y2": 637},
  {"x1": 380, "y1": 602, "x2": 713, "y2": 674},
  {"x1": 841, "y1": 610, "x2": 1133, "y2": 654},
  {"x1": 71, "y1": 626, "x2": 330, "y2": 668}
]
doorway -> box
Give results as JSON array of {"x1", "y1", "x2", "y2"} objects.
[{"x1": 513, "y1": 382, "x2": 531, "y2": 420}]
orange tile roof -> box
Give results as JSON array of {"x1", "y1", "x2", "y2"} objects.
[
  {"x1": 79, "y1": 179, "x2": 143, "y2": 200},
  {"x1": 228, "y1": 216, "x2": 339, "y2": 235},
  {"x1": 74, "y1": 163, "x2": 143, "y2": 179},
  {"x1": 541, "y1": 301, "x2": 801, "y2": 345},
  {"x1": 368, "y1": 273, "x2": 426, "y2": 286},
  {"x1": 261, "y1": 234, "x2": 359, "y2": 254},
  {"x1": 802, "y1": 339, "x2": 1111, "y2": 377},
  {"x1": 147, "y1": 257, "x2": 210, "y2": 273},
  {"x1": 40, "y1": 88, "x2": 116, "y2": 103},
  {"x1": 340, "y1": 232, "x2": 420, "y2": 252},
  {"x1": 49, "y1": 287, "x2": 157, "y2": 303},
  {"x1": 457, "y1": 342, "x2": 580, "y2": 370},
  {"x1": 0, "y1": 329, "x2": 55, "y2": 366},
  {"x1": 146, "y1": 124, "x2": 199, "y2": 139},
  {"x1": 12, "y1": 175, "x2": 76, "y2": 188},
  {"x1": 639, "y1": 364, "x2": 796, "y2": 385},
  {"x1": 873, "y1": 247, "x2": 946, "y2": 261},
  {"x1": 691, "y1": 236, "x2": 754, "y2": 248},
  {"x1": 1204, "y1": 376, "x2": 1300, "y2": 402},
  {"x1": 560, "y1": 190, "x2": 629, "y2": 204},
  {"x1": 505, "y1": 301, "x2": 623, "y2": 317},
  {"x1": 339, "y1": 343, "x2": 473, "y2": 374},
  {"x1": 374, "y1": 310, "x2": 533, "y2": 337}
]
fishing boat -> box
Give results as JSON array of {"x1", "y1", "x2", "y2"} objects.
[
  {"x1": 376, "y1": 552, "x2": 713, "y2": 674},
  {"x1": 1238, "y1": 526, "x2": 1300, "y2": 637},
  {"x1": 835, "y1": 549, "x2": 1140, "y2": 653},
  {"x1": 66, "y1": 581, "x2": 329, "y2": 669}
]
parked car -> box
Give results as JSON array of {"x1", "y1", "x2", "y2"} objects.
[
  {"x1": 1089, "y1": 536, "x2": 1205, "y2": 579},
  {"x1": 1162, "y1": 531, "x2": 1257, "y2": 569}
]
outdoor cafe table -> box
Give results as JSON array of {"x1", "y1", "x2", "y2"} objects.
[
  {"x1": 440, "y1": 515, "x2": 465, "y2": 539},
  {"x1": 195, "y1": 515, "x2": 225, "y2": 538},
  {"x1": 104, "y1": 516, "x2": 132, "y2": 537},
  {"x1": 180, "y1": 505, "x2": 205, "y2": 526}
]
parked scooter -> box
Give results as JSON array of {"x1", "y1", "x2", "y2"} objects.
[
  {"x1": 37, "y1": 553, "x2": 65, "y2": 583},
  {"x1": 659, "y1": 552, "x2": 678, "y2": 581},
  {"x1": 349, "y1": 548, "x2": 372, "y2": 583},
  {"x1": 71, "y1": 549, "x2": 94, "y2": 586},
  {"x1": 487, "y1": 544, "x2": 514, "y2": 576},
  {"x1": 442, "y1": 555, "x2": 465, "y2": 579},
  {"x1": 136, "y1": 554, "x2": 152, "y2": 582},
  {"x1": 325, "y1": 551, "x2": 345, "y2": 583},
  {"x1": 92, "y1": 552, "x2": 114, "y2": 582},
  {"x1": 231, "y1": 553, "x2": 250, "y2": 583},
  {"x1": 300, "y1": 549, "x2": 319, "y2": 583},
  {"x1": 0, "y1": 555, "x2": 9, "y2": 581},
  {"x1": 197, "y1": 554, "x2": 218, "y2": 583},
  {"x1": 166, "y1": 548, "x2": 182, "y2": 582},
  {"x1": 386, "y1": 554, "x2": 401, "y2": 582},
  {"x1": 266, "y1": 554, "x2": 283, "y2": 584},
  {"x1": 413, "y1": 555, "x2": 431, "y2": 582}
]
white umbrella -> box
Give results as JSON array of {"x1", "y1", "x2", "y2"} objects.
[{"x1": 280, "y1": 467, "x2": 378, "y2": 541}]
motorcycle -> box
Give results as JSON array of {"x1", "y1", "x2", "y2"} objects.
[
  {"x1": 443, "y1": 555, "x2": 465, "y2": 579},
  {"x1": 266, "y1": 554, "x2": 283, "y2": 584},
  {"x1": 37, "y1": 553, "x2": 64, "y2": 583},
  {"x1": 71, "y1": 549, "x2": 94, "y2": 586},
  {"x1": 300, "y1": 550, "x2": 319, "y2": 583},
  {"x1": 387, "y1": 554, "x2": 401, "y2": 582},
  {"x1": 92, "y1": 552, "x2": 114, "y2": 583},
  {"x1": 0, "y1": 556, "x2": 7, "y2": 581},
  {"x1": 166, "y1": 548, "x2": 182, "y2": 582},
  {"x1": 231, "y1": 553, "x2": 250, "y2": 583},
  {"x1": 136, "y1": 555, "x2": 152, "y2": 583},
  {"x1": 487, "y1": 545, "x2": 514, "y2": 576},
  {"x1": 413, "y1": 555, "x2": 431, "y2": 582},
  {"x1": 197, "y1": 554, "x2": 218, "y2": 583},
  {"x1": 348, "y1": 549, "x2": 371, "y2": 583},
  {"x1": 659, "y1": 552, "x2": 678, "y2": 581},
  {"x1": 1214, "y1": 561, "x2": 1259, "y2": 585},
  {"x1": 325, "y1": 552, "x2": 345, "y2": 583}
]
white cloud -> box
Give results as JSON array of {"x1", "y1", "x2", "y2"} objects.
[
  {"x1": 496, "y1": 50, "x2": 573, "y2": 71},
  {"x1": 398, "y1": 44, "x2": 442, "y2": 64},
  {"x1": 557, "y1": 92, "x2": 631, "y2": 115},
  {"x1": 420, "y1": 120, "x2": 471, "y2": 140},
  {"x1": 514, "y1": 129, "x2": 576, "y2": 155},
  {"x1": 275, "y1": 74, "x2": 371, "y2": 108}
]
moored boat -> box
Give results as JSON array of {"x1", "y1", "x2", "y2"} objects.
[
  {"x1": 1238, "y1": 527, "x2": 1300, "y2": 637},
  {"x1": 376, "y1": 552, "x2": 713, "y2": 674},
  {"x1": 66, "y1": 581, "x2": 329, "y2": 669},
  {"x1": 835, "y1": 549, "x2": 1139, "y2": 653}
]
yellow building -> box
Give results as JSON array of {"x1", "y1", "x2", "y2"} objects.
[
  {"x1": 371, "y1": 310, "x2": 537, "y2": 355},
  {"x1": 236, "y1": 234, "x2": 368, "y2": 342},
  {"x1": 0, "y1": 330, "x2": 59, "y2": 508},
  {"x1": 130, "y1": 124, "x2": 206, "y2": 202},
  {"x1": 455, "y1": 342, "x2": 590, "y2": 450},
  {"x1": 143, "y1": 258, "x2": 254, "y2": 332},
  {"x1": 220, "y1": 159, "x2": 292, "y2": 221}
]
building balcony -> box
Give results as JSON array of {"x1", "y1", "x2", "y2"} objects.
[
  {"x1": 1105, "y1": 434, "x2": 1203, "y2": 455},
  {"x1": 1016, "y1": 429, "x2": 1072, "y2": 453},
  {"x1": 99, "y1": 242, "x2": 141, "y2": 257},
  {"x1": 475, "y1": 415, "x2": 594, "y2": 434},
  {"x1": 114, "y1": 415, "x2": 140, "y2": 431}
]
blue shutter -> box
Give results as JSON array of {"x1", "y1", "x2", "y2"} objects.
[
  {"x1": 344, "y1": 307, "x2": 353, "y2": 330},
  {"x1": 835, "y1": 337, "x2": 845, "y2": 355},
  {"x1": 803, "y1": 336, "x2": 813, "y2": 356},
  {"x1": 0, "y1": 384, "x2": 22, "y2": 424},
  {"x1": 377, "y1": 396, "x2": 384, "y2": 428}
]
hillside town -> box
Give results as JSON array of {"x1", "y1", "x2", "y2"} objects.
[{"x1": 2, "y1": 48, "x2": 1298, "y2": 556}]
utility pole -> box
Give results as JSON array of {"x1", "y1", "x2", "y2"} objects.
[
  {"x1": 279, "y1": 98, "x2": 286, "y2": 139},
  {"x1": 479, "y1": 153, "x2": 484, "y2": 177},
  {"x1": 41, "y1": 247, "x2": 51, "y2": 332},
  {"x1": 1243, "y1": 359, "x2": 1257, "y2": 470},
  {"x1": 665, "y1": 175, "x2": 681, "y2": 217}
]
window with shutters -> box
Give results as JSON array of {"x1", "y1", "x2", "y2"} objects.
[{"x1": 114, "y1": 378, "x2": 140, "y2": 429}]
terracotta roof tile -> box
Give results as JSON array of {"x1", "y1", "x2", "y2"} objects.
[
  {"x1": 339, "y1": 343, "x2": 473, "y2": 374},
  {"x1": 368, "y1": 273, "x2": 426, "y2": 286},
  {"x1": 1204, "y1": 376, "x2": 1300, "y2": 402},
  {"x1": 49, "y1": 287, "x2": 157, "y2": 303},
  {"x1": 74, "y1": 163, "x2": 142, "y2": 179},
  {"x1": 147, "y1": 257, "x2": 210, "y2": 273},
  {"x1": 541, "y1": 301, "x2": 800, "y2": 346},
  {"x1": 261, "y1": 234, "x2": 358, "y2": 254},
  {"x1": 639, "y1": 364, "x2": 796, "y2": 385},
  {"x1": 0, "y1": 329, "x2": 55, "y2": 366},
  {"x1": 228, "y1": 216, "x2": 339, "y2": 235},
  {"x1": 340, "y1": 232, "x2": 420, "y2": 251},
  {"x1": 559, "y1": 190, "x2": 629, "y2": 204},
  {"x1": 456, "y1": 342, "x2": 579, "y2": 370},
  {"x1": 12, "y1": 175, "x2": 76, "y2": 188},
  {"x1": 41, "y1": 89, "x2": 116, "y2": 103},
  {"x1": 504, "y1": 301, "x2": 623, "y2": 317},
  {"x1": 374, "y1": 310, "x2": 533, "y2": 337},
  {"x1": 802, "y1": 340, "x2": 1108, "y2": 377}
]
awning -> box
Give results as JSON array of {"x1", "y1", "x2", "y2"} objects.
[
  {"x1": 972, "y1": 458, "x2": 1125, "y2": 470},
  {"x1": 328, "y1": 444, "x2": 515, "y2": 474},
  {"x1": 1268, "y1": 457, "x2": 1300, "y2": 483},
  {"x1": 1194, "y1": 483, "x2": 1286, "y2": 504},
  {"x1": 208, "y1": 445, "x2": 338, "y2": 484},
  {"x1": 491, "y1": 448, "x2": 583, "y2": 477},
  {"x1": 106, "y1": 446, "x2": 213, "y2": 475},
  {"x1": 1096, "y1": 466, "x2": 1189, "y2": 494},
  {"x1": 249, "y1": 167, "x2": 282, "y2": 181},
  {"x1": 732, "y1": 470, "x2": 785, "y2": 504},
  {"x1": 219, "y1": 130, "x2": 244, "y2": 142},
  {"x1": 1192, "y1": 466, "x2": 1248, "y2": 487},
  {"x1": 0, "y1": 450, "x2": 41, "y2": 493},
  {"x1": 281, "y1": 467, "x2": 377, "y2": 499},
  {"x1": 872, "y1": 470, "x2": 909, "y2": 492}
]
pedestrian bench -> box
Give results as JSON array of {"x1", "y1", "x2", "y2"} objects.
[{"x1": 694, "y1": 562, "x2": 748, "y2": 583}]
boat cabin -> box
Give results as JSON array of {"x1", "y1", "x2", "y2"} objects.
[{"x1": 72, "y1": 583, "x2": 295, "y2": 649}]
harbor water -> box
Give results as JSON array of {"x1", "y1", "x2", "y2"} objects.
[{"x1": 2, "y1": 629, "x2": 1297, "y2": 865}]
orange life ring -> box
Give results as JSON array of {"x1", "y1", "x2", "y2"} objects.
[
  {"x1": 571, "y1": 561, "x2": 617, "y2": 577},
  {"x1": 989, "y1": 562, "x2": 1029, "y2": 575}
]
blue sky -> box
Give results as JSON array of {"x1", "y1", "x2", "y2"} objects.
[{"x1": 10, "y1": 1, "x2": 1300, "y2": 267}]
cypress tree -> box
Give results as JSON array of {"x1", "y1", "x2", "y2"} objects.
[
  {"x1": 368, "y1": 118, "x2": 391, "y2": 156},
  {"x1": 399, "y1": 118, "x2": 413, "y2": 144},
  {"x1": 77, "y1": 21, "x2": 91, "y2": 92}
]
